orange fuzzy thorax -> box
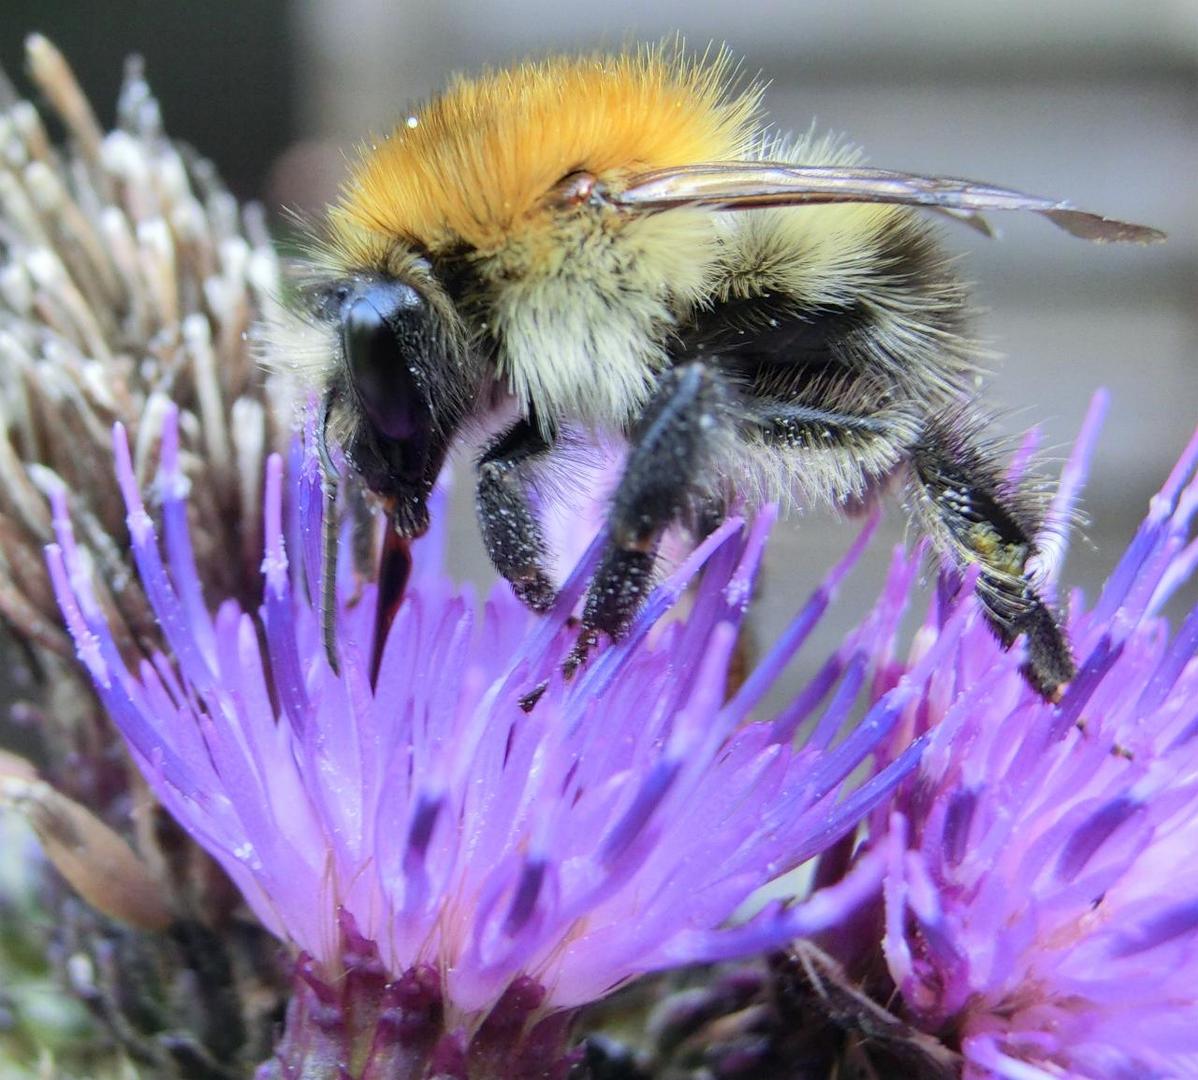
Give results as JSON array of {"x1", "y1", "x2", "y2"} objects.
[{"x1": 330, "y1": 47, "x2": 762, "y2": 258}]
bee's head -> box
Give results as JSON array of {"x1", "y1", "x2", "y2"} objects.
[
  {"x1": 313, "y1": 256, "x2": 473, "y2": 537},
  {"x1": 313, "y1": 49, "x2": 762, "y2": 426}
]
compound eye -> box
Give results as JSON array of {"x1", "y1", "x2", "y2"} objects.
[{"x1": 341, "y1": 283, "x2": 428, "y2": 441}]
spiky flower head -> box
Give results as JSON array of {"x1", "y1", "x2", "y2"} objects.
[
  {"x1": 45, "y1": 401, "x2": 943, "y2": 1076},
  {"x1": 804, "y1": 395, "x2": 1198, "y2": 1079},
  {"x1": 0, "y1": 37, "x2": 283, "y2": 683},
  {"x1": 0, "y1": 37, "x2": 289, "y2": 1077}
]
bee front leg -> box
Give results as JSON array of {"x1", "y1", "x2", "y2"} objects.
[
  {"x1": 569, "y1": 362, "x2": 734, "y2": 673},
  {"x1": 908, "y1": 417, "x2": 1075, "y2": 700},
  {"x1": 476, "y1": 417, "x2": 559, "y2": 611}
]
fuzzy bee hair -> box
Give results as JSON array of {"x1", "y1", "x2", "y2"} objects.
[
  {"x1": 282, "y1": 43, "x2": 1162, "y2": 697},
  {"x1": 330, "y1": 45, "x2": 762, "y2": 254}
]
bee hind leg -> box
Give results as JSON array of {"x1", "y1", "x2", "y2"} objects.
[
  {"x1": 749, "y1": 392, "x2": 923, "y2": 507},
  {"x1": 569, "y1": 362, "x2": 735, "y2": 673},
  {"x1": 908, "y1": 417, "x2": 1075, "y2": 700},
  {"x1": 476, "y1": 417, "x2": 559, "y2": 612}
]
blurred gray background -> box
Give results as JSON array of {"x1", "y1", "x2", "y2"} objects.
[{"x1": 3, "y1": 0, "x2": 1196, "y2": 700}]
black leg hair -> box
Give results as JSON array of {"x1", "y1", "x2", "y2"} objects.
[
  {"x1": 909, "y1": 418, "x2": 1075, "y2": 699},
  {"x1": 475, "y1": 417, "x2": 558, "y2": 612},
  {"x1": 570, "y1": 362, "x2": 735, "y2": 672},
  {"x1": 610, "y1": 363, "x2": 736, "y2": 549}
]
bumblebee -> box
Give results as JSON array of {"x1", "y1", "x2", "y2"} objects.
[{"x1": 293, "y1": 46, "x2": 1162, "y2": 698}]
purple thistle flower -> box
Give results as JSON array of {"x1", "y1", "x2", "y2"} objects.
[
  {"x1": 45, "y1": 403, "x2": 932, "y2": 1075},
  {"x1": 823, "y1": 392, "x2": 1198, "y2": 1079}
]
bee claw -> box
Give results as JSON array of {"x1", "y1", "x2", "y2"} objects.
[
  {"x1": 563, "y1": 629, "x2": 599, "y2": 681},
  {"x1": 518, "y1": 681, "x2": 548, "y2": 712},
  {"x1": 1052, "y1": 683, "x2": 1069, "y2": 705},
  {"x1": 519, "y1": 627, "x2": 595, "y2": 713}
]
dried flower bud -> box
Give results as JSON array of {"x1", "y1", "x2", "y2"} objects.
[{"x1": 1, "y1": 759, "x2": 172, "y2": 932}]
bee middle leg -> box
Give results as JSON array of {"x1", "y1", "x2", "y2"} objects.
[
  {"x1": 570, "y1": 361, "x2": 734, "y2": 671},
  {"x1": 475, "y1": 417, "x2": 559, "y2": 611}
]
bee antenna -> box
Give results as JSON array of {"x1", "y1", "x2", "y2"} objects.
[{"x1": 316, "y1": 389, "x2": 342, "y2": 676}]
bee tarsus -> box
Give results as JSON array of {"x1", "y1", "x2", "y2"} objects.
[{"x1": 910, "y1": 422, "x2": 1076, "y2": 697}]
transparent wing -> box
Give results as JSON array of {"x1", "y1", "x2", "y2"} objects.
[{"x1": 608, "y1": 163, "x2": 1164, "y2": 243}]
